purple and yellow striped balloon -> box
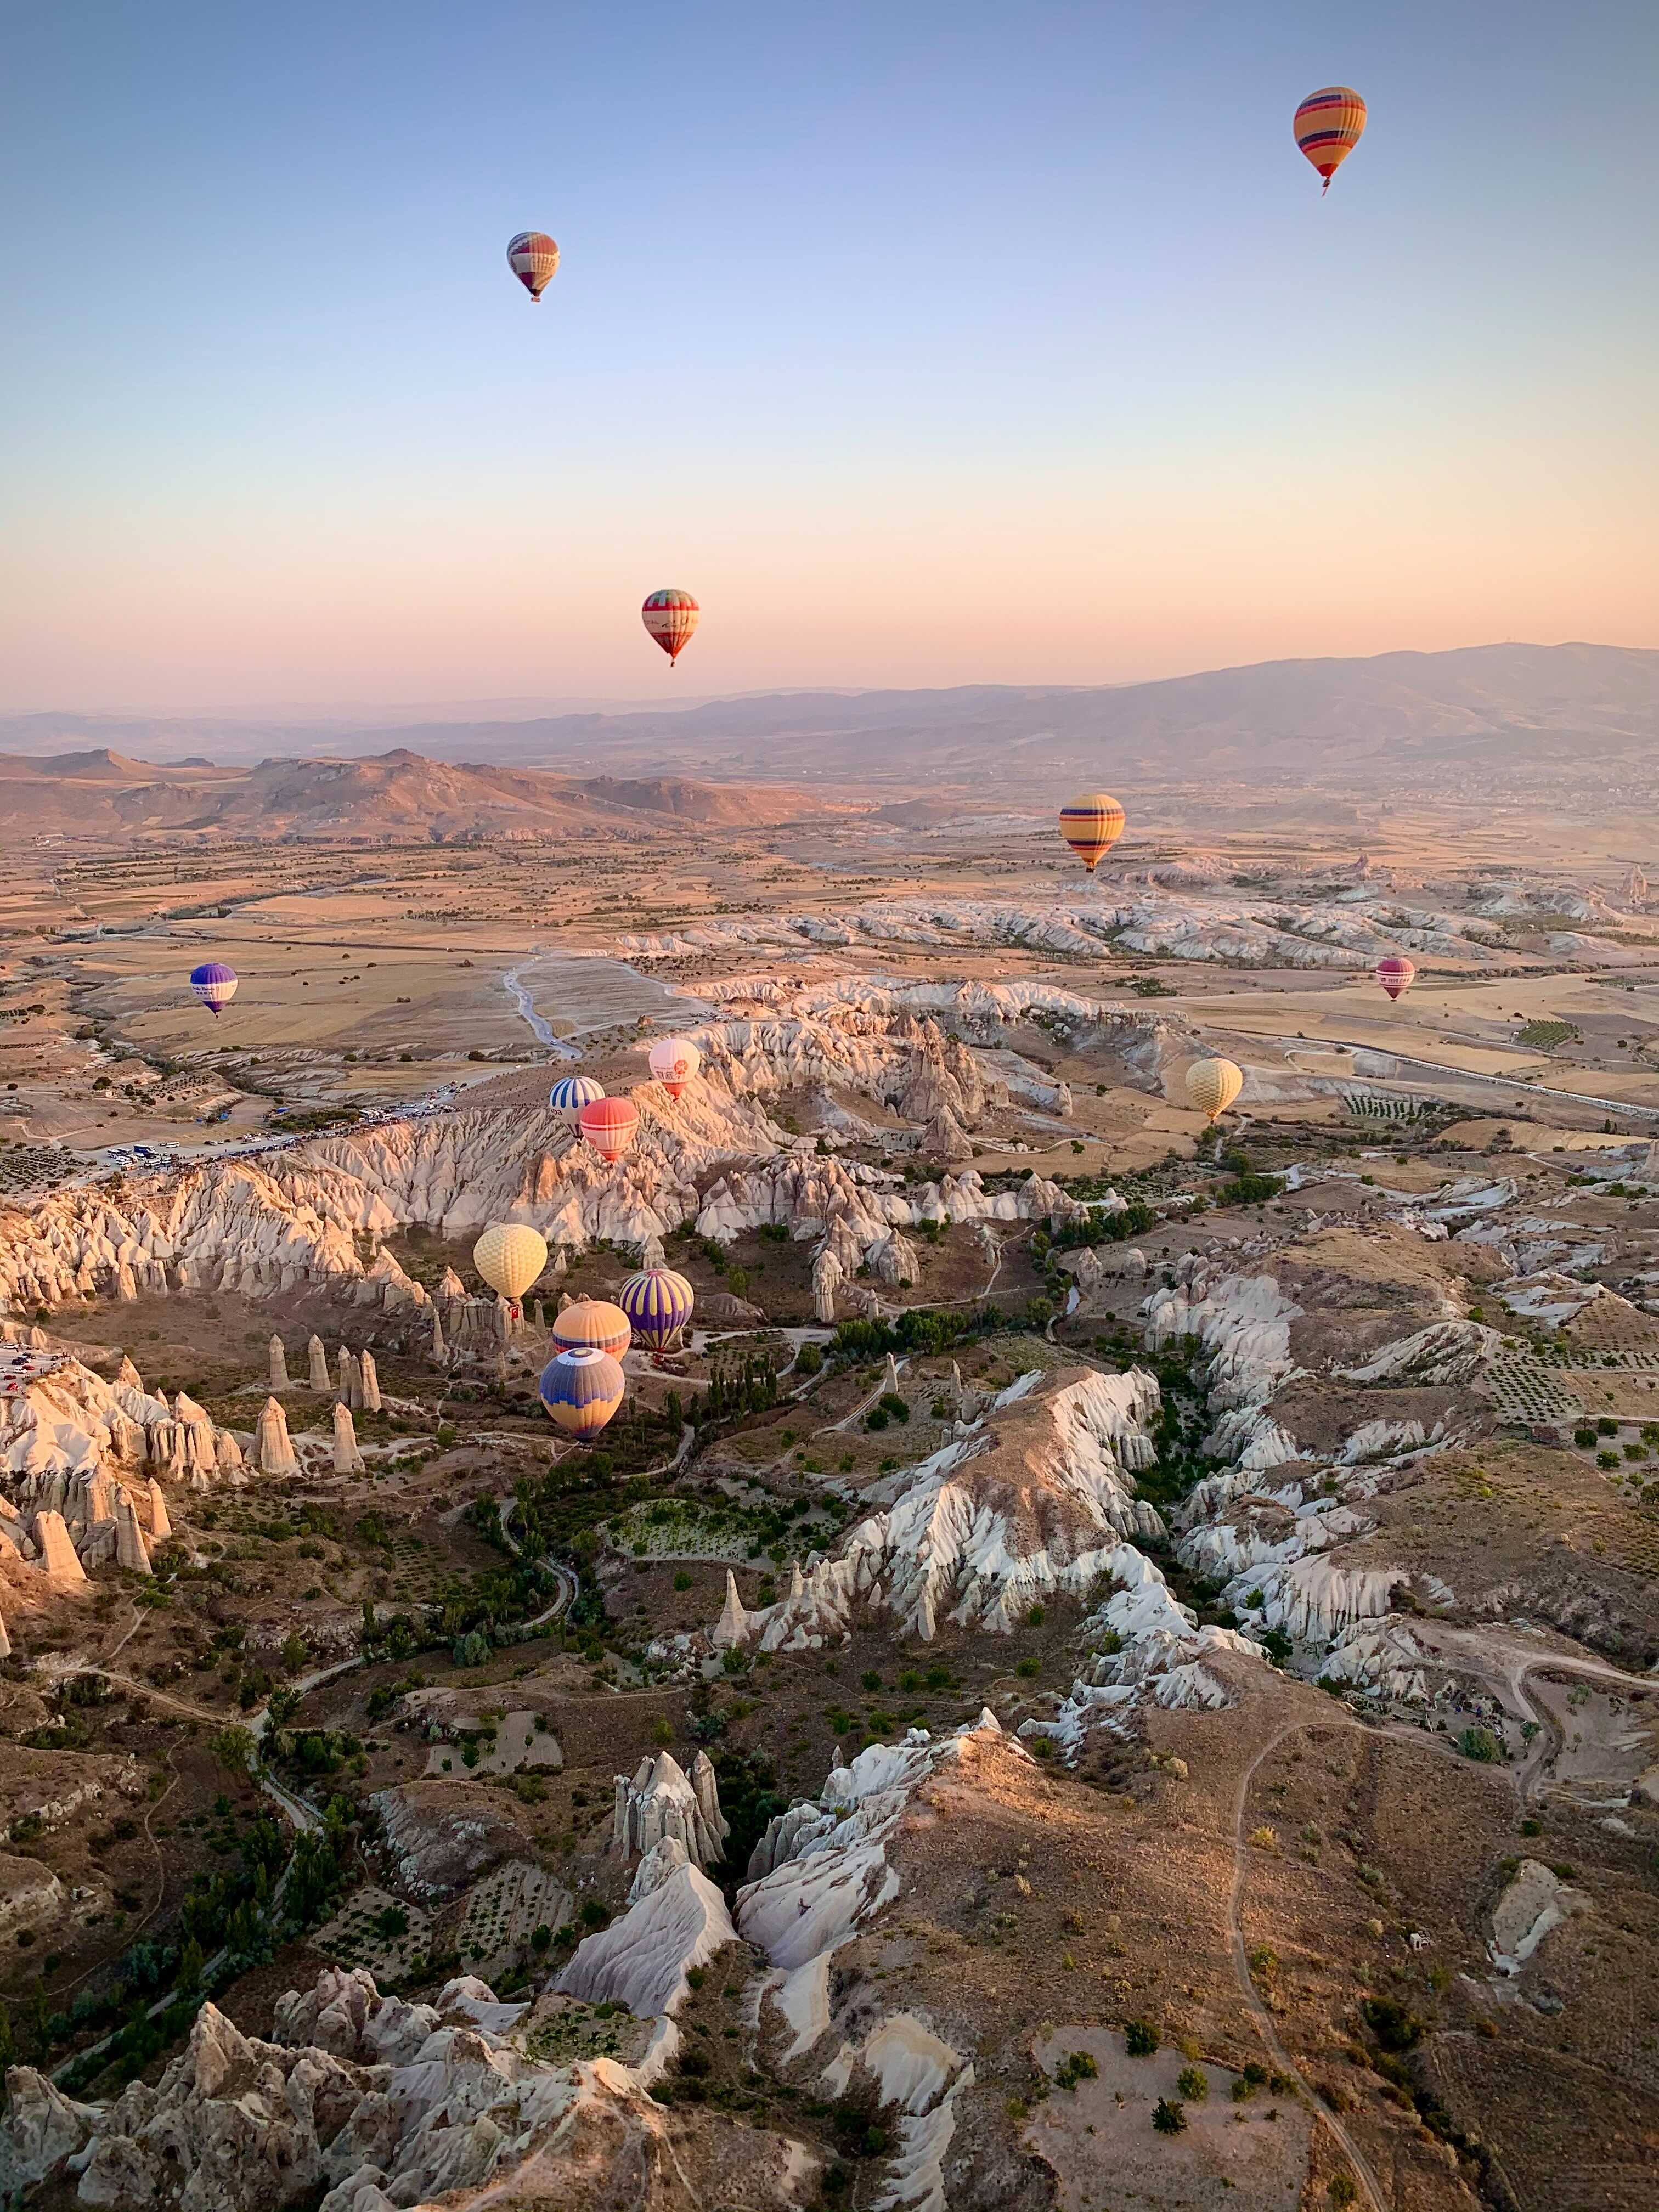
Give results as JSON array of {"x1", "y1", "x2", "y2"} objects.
[
  {"x1": 618, "y1": 1265, "x2": 695, "y2": 1353},
  {"x1": 538, "y1": 1346, "x2": 625, "y2": 1439}
]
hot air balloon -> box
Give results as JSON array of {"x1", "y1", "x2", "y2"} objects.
[
  {"x1": 1058, "y1": 794, "x2": 1126, "y2": 873},
  {"x1": 578, "y1": 1094, "x2": 639, "y2": 1163},
  {"x1": 549, "y1": 1074, "x2": 605, "y2": 1125},
  {"x1": 1294, "y1": 87, "x2": 1367, "y2": 193},
  {"x1": 473, "y1": 1224, "x2": 548, "y2": 1308},
  {"x1": 550, "y1": 1297, "x2": 633, "y2": 1358},
  {"x1": 1186, "y1": 1057, "x2": 1244, "y2": 1124},
  {"x1": 642, "y1": 589, "x2": 699, "y2": 666},
  {"x1": 507, "y1": 230, "x2": 560, "y2": 301},
  {"x1": 618, "y1": 1265, "x2": 695, "y2": 1353},
  {"x1": 538, "y1": 1346, "x2": 625, "y2": 1438},
  {"x1": 648, "y1": 1036, "x2": 701, "y2": 1098},
  {"x1": 1375, "y1": 955, "x2": 1416, "y2": 1002},
  {"x1": 189, "y1": 962, "x2": 238, "y2": 1017}
]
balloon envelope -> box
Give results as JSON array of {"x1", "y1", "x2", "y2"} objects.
[
  {"x1": 1375, "y1": 956, "x2": 1417, "y2": 1002},
  {"x1": 578, "y1": 1095, "x2": 639, "y2": 1162},
  {"x1": 1294, "y1": 87, "x2": 1366, "y2": 190},
  {"x1": 189, "y1": 962, "x2": 238, "y2": 1016},
  {"x1": 549, "y1": 1074, "x2": 605, "y2": 1125},
  {"x1": 1186, "y1": 1057, "x2": 1244, "y2": 1122},
  {"x1": 507, "y1": 230, "x2": 560, "y2": 300},
  {"x1": 1058, "y1": 794, "x2": 1126, "y2": 873},
  {"x1": 537, "y1": 1346, "x2": 625, "y2": 1438},
  {"x1": 648, "y1": 1036, "x2": 701, "y2": 1097},
  {"x1": 473, "y1": 1223, "x2": 548, "y2": 1303},
  {"x1": 618, "y1": 1266, "x2": 695, "y2": 1352},
  {"x1": 550, "y1": 1298, "x2": 633, "y2": 1358},
  {"x1": 642, "y1": 589, "x2": 699, "y2": 664}
]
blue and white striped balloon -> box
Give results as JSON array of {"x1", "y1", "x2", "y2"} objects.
[{"x1": 548, "y1": 1074, "x2": 605, "y2": 1125}]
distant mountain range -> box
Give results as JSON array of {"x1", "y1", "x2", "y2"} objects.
[
  {"x1": 1, "y1": 645, "x2": 1654, "y2": 837},
  {"x1": 0, "y1": 747, "x2": 840, "y2": 847}
]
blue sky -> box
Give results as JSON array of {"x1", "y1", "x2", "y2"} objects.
[{"x1": 2, "y1": 1, "x2": 1654, "y2": 710}]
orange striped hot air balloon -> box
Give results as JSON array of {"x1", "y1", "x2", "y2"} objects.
[
  {"x1": 578, "y1": 1094, "x2": 639, "y2": 1163},
  {"x1": 642, "y1": 589, "x2": 698, "y2": 665},
  {"x1": 1058, "y1": 793, "x2": 1126, "y2": 874},
  {"x1": 550, "y1": 1297, "x2": 633, "y2": 1358},
  {"x1": 507, "y1": 230, "x2": 560, "y2": 300},
  {"x1": 1375, "y1": 955, "x2": 1416, "y2": 1002},
  {"x1": 1294, "y1": 87, "x2": 1367, "y2": 193}
]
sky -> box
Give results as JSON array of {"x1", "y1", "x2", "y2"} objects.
[{"x1": 1, "y1": 0, "x2": 1655, "y2": 714}]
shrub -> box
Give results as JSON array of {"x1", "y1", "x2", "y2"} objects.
[
  {"x1": 579, "y1": 1898, "x2": 610, "y2": 1930},
  {"x1": 1176, "y1": 2065, "x2": 1208, "y2": 2100},
  {"x1": 865, "y1": 1407, "x2": 889, "y2": 1432},
  {"x1": 1573, "y1": 1427, "x2": 1598, "y2": 1449},
  {"x1": 1015, "y1": 1656, "x2": 1041, "y2": 1679},
  {"x1": 1329, "y1": 2179, "x2": 1358, "y2": 2208},
  {"x1": 1124, "y1": 2019, "x2": 1159, "y2": 2057},
  {"x1": 672, "y1": 1570, "x2": 692, "y2": 1591},
  {"x1": 1248, "y1": 1825, "x2": 1278, "y2": 1850},
  {"x1": 795, "y1": 1343, "x2": 823, "y2": 1376},
  {"x1": 1459, "y1": 1726, "x2": 1502, "y2": 1763},
  {"x1": 878, "y1": 1391, "x2": 910, "y2": 1423},
  {"x1": 1259, "y1": 1628, "x2": 1293, "y2": 1664},
  {"x1": 1152, "y1": 2099, "x2": 1187, "y2": 2134},
  {"x1": 1030, "y1": 1736, "x2": 1054, "y2": 1760},
  {"x1": 1053, "y1": 2050, "x2": 1099, "y2": 2090},
  {"x1": 1597, "y1": 1451, "x2": 1620, "y2": 1470},
  {"x1": 1026, "y1": 1603, "x2": 1046, "y2": 1627},
  {"x1": 1362, "y1": 1996, "x2": 1422, "y2": 2052},
  {"x1": 860, "y1": 1670, "x2": 883, "y2": 1692},
  {"x1": 1595, "y1": 1417, "x2": 1618, "y2": 1437}
]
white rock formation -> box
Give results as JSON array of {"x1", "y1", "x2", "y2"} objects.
[
  {"x1": 332, "y1": 1401, "x2": 364, "y2": 1476},
  {"x1": 611, "y1": 1750, "x2": 729, "y2": 1868},
  {"x1": 33, "y1": 1510, "x2": 85, "y2": 1583},
  {"x1": 715, "y1": 1368, "x2": 1164, "y2": 1649},
  {"x1": 337, "y1": 1346, "x2": 360, "y2": 1409},
  {"x1": 556, "y1": 1834, "x2": 736, "y2": 2021},
  {"x1": 255, "y1": 1396, "x2": 299, "y2": 1477},
  {"x1": 1489, "y1": 1859, "x2": 1588, "y2": 1974},
  {"x1": 114, "y1": 1493, "x2": 152, "y2": 1576},
  {"x1": 358, "y1": 1350, "x2": 381, "y2": 1413},
  {"x1": 268, "y1": 1336, "x2": 289, "y2": 1390},
  {"x1": 307, "y1": 1334, "x2": 330, "y2": 1390},
  {"x1": 0, "y1": 1964, "x2": 706, "y2": 2211}
]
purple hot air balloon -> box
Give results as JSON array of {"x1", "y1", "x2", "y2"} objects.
[
  {"x1": 618, "y1": 1266, "x2": 695, "y2": 1354},
  {"x1": 189, "y1": 962, "x2": 238, "y2": 1017},
  {"x1": 537, "y1": 1346, "x2": 625, "y2": 1439}
]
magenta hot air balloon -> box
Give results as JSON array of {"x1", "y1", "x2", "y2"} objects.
[
  {"x1": 1375, "y1": 956, "x2": 1416, "y2": 1002},
  {"x1": 189, "y1": 962, "x2": 238, "y2": 1017}
]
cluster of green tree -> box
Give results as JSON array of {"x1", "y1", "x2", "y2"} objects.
[
  {"x1": 698, "y1": 1353, "x2": 780, "y2": 1424},
  {"x1": 1038, "y1": 1201, "x2": 1156, "y2": 1255},
  {"x1": 830, "y1": 1305, "x2": 1001, "y2": 1362}
]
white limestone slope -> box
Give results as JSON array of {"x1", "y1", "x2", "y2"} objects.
[
  {"x1": 556, "y1": 1835, "x2": 736, "y2": 2028},
  {"x1": 739, "y1": 1717, "x2": 1009, "y2": 2212},
  {"x1": 714, "y1": 1367, "x2": 1165, "y2": 1648}
]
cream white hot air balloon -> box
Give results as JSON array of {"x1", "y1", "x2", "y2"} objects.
[
  {"x1": 1186, "y1": 1057, "x2": 1243, "y2": 1124},
  {"x1": 648, "y1": 1035, "x2": 701, "y2": 1097},
  {"x1": 473, "y1": 1224, "x2": 549, "y2": 1306}
]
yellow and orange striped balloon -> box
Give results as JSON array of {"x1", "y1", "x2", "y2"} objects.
[
  {"x1": 1058, "y1": 793, "x2": 1126, "y2": 873},
  {"x1": 1293, "y1": 87, "x2": 1367, "y2": 193}
]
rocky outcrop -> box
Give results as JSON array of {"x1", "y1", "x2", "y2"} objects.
[
  {"x1": 33, "y1": 1510, "x2": 85, "y2": 1582},
  {"x1": 358, "y1": 1351, "x2": 381, "y2": 1413},
  {"x1": 255, "y1": 1397, "x2": 299, "y2": 1477},
  {"x1": 0, "y1": 1964, "x2": 723, "y2": 2212},
  {"x1": 611, "y1": 1750, "x2": 728, "y2": 1868},
  {"x1": 332, "y1": 1402, "x2": 364, "y2": 1476},
  {"x1": 715, "y1": 1367, "x2": 1164, "y2": 1649},
  {"x1": 307, "y1": 1335, "x2": 329, "y2": 1390},
  {"x1": 557, "y1": 1835, "x2": 735, "y2": 2020},
  {"x1": 268, "y1": 1336, "x2": 289, "y2": 1390}
]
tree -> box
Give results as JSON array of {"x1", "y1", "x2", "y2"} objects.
[{"x1": 211, "y1": 1725, "x2": 257, "y2": 1780}]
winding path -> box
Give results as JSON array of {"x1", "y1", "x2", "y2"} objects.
[{"x1": 1227, "y1": 1718, "x2": 1391, "y2": 2212}]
